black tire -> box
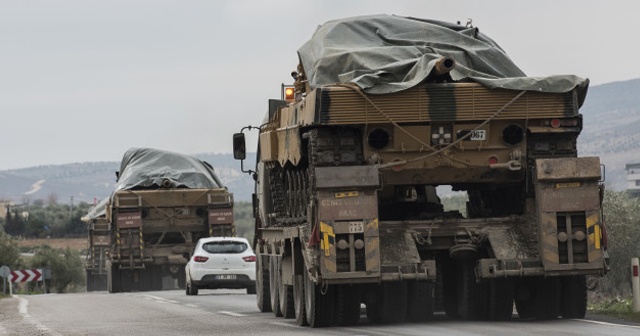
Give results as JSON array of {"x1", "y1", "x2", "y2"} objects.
[
  {"x1": 270, "y1": 257, "x2": 282, "y2": 317},
  {"x1": 514, "y1": 278, "x2": 534, "y2": 319},
  {"x1": 560, "y1": 275, "x2": 587, "y2": 319},
  {"x1": 481, "y1": 278, "x2": 514, "y2": 321},
  {"x1": 108, "y1": 264, "x2": 122, "y2": 293},
  {"x1": 407, "y1": 281, "x2": 435, "y2": 322},
  {"x1": 177, "y1": 267, "x2": 186, "y2": 290},
  {"x1": 335, "y1": 284, "x2": 361, "y2": 326},
  {"x1": 256, "y1": 255, "x2": 272, "y2": 313},
  {"x1": 533, "y1": 277, "x2": 560, "y2": 320},
  {"x1": 150, "y1": 266, "x2": 163, "y2": 291},
  {"x1": 139, "y1": 269, "x2": 153, "y2": 292},
  {"x1": 304, "y1": 270, "x2": 334, "y2": 327},
  {"x1": 279, "y1": 282, "x2": 295, "y2": 318},
  {"x1": 86, "y1": 271, "x2": 94, "y2": 292},
  {"x1": 246, "y1": 284, "x2": 257, "y2": 295},
  {"x1": 278, "y1": 256, "x2": 294, "y2": 318},
  {"x1": 457, "y1": 260, "x2": 478, "y2": 320},
  {"x1": 378, "y1": 282, "x2": 408, "y2": 324},
  {"x1": 294, "y1": 274, "x2": 308, "y2": 326},
  {"x1": 186, "y1": 279, "x2": 198, "y2": 296},
  {"x1": 441, "y1": 260, "x2": 459, "y2": 318}
]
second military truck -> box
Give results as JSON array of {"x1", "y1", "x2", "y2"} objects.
[{"x1": 102, "y1": 148, "x2": 235, "y2": 293}]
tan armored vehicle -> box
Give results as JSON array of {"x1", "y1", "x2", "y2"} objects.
[
  {"x1": 102, "y1": 148, "x2": 234, "y2": 293},
  {"x1": 234, "y1": 15, "x2": 608, "y2": 326}
]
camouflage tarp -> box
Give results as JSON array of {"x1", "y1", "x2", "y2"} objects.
[
  {"x1": 298, "y1": 14, "x2": 588, "y2": 105},
  {"x1": 115, "y1": 148, "x2": 223, "y2": 191}
]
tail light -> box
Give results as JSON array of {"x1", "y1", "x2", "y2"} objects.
[
  {"x1": 193, "y1": 256, "x2": 209, "y2": 263},
  {"x1": 242, "y1": 255, "x2": 257, "y2": 262}
]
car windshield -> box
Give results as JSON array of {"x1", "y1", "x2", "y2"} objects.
[{"x1": 202, "y1": 241, "x2": 248, "y2": 254}]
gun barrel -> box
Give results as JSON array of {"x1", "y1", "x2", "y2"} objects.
[{"x1": 432, "y1": 56, "x2": 456, "y2": 76}]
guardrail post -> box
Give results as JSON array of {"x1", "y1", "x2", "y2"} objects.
[{"x1": 632, "y1": 258, "x2": 640, "y2": 312}]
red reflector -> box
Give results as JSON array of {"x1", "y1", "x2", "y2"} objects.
[
  {"x1": 488, "y1": 156, "x2": 499, "y2": 165},
  {"x1": 193, "y1": 256, "x2": 209, "y2": 263},
  {"x1": 634, "y1": 265, "x2": 639, "y2": 277},
  {"x1": 550, "y1": 119, "x2": 561, "y2": 128},
  {"x1": 242, "y1": 255, "x2": 257, "y2": 262}
]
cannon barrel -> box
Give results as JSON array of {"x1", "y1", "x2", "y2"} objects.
[{"x1": 432, "y1": 56, "x2": 456, "y2": 76}]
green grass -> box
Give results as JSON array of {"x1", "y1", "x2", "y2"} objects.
[{"x1": 589, "y1": 298, "x2": 640, "y2": 322}]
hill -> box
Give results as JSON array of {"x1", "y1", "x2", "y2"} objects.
[
  {"x1": 0, "y1": 154, "x2": 255, "y2": 204},
  {"x1": 1, "y1": 78, "x2": 639, "y2": 204},
  {"x1": 578, "y1": 78, "x2": 640, "y2": 190}
]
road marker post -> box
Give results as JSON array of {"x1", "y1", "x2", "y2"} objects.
[{"x1": 632, "y1": 258, "x2": 640, "y2": 312}]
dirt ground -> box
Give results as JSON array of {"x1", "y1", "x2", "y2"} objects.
[{"x1": 15, "y1": 238, "x2": 88, "y2": 252}]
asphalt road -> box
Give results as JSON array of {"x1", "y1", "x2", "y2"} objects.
[{"x1": 2, "y1": 289, "x2": 640, "y2": 336}]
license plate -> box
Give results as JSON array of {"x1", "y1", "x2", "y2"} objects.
[
  {"x1": 215, "y1": 274, "x2": 236, "y2": 280},
  {"x1": 348, "y1": 222, "x2": 364, "y2": 233},
  {"x1": 470, "y1": 130, "x2": 486, "y2": 141}
]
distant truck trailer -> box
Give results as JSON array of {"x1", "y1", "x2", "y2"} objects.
[{"x1": 83, "y1": 148, "x2": 235, "y2": 293}]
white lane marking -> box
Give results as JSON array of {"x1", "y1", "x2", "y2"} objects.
[
  {"x1": 184, "y1": 304, "x2": 199, "y2": 308},
  {"x1": 218, "y1": 311, "x2": 246, "y2": 317},
  {"x1": 269, "y1": 321, "x2": 301, "y2": 328},
  {"x1": 578, "y1": 319, "x2": 640, "y2": 329},
  {"x1": 140, "y1": 294, "x2": 178, "y2": 304},
  {"x1": 17, "y1": 296, "x2": 62, "y2": 336}
]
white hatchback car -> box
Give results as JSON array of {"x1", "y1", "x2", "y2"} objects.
[{"x1": 184, "y1": 237, "x2": 256, "y2": 295}]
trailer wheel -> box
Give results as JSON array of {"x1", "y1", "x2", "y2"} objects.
[
  {"x1": 456, "y1": 260, "x2": 478, "y2": 320},
  {"x1": 304, "y1": 270, "x2": 334, "y2": 327},
  {"x1": 269, "y1": 256, "x2": 282, "y2": 317},
  {"x1": 293, "y1": 274, "x2": 308, "y2": 326},
  {"x1": 482, "y1": 278, "x2": 514, "y2": 321},
  {"x1": 335, "y1": 284, "x2": 361, "y2": 326},
  {"x1": 560, "y1": 275, "x2": 587, "y2": 319},
  {"x1": 441, "y1": 259, "x2": 459, "y2": 318},
  {"x1": 150, "y1": 266, "x2": 163, "y2": 291},
  {"x1": 108, "y1": 264, "x2": 122, "y2": 293},
  {"x1": 86, "y1": 271, "x2": 94, "y2": 292},
  {"x1": 370, "y1": 282, "x2": 407, "y2": 324},
  {"x1": 514, "y1": 278, "x2": 534, "y2": 318},
  {"x1": 279, "y1": 280, "x2": 295, "y2": 318},
  {"x1": 407, "y1": 281, "x2": 434, "y2": 322},
  {"x1": 534, "y1": 277, "x2": 560, "y2": 320},
  {"x1": 256, "y1": 255, "x2": 272, "y2": 312}
]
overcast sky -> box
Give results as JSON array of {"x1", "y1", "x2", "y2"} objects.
[{"x1": 1, "y1": 0, "x2": 639, "y2": 170}]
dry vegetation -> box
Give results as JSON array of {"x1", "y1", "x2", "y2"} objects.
[{"x1": 16, "y1": 238, "x2": 88, "y2": 252}]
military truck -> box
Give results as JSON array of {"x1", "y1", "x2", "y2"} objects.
[
  {"x1": 105, "y1": 148, "x2": 235, "y2": 293},
  {"x1": 82, "y1": 198, "x2": 111, "y2": 291},
  {"x1": 233, "y1": 15, "x2": 608, "y2": 327}
]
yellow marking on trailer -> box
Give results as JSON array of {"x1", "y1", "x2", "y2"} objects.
[
  {"x1": 320, "y1": 222, "x2": 334, "y2": 257},
  {"x1": 335, "y1": 191, "x2": 359, "y2": 198},
  {"x1": 594, "y1": 225, "x2": 601, "y2": 250},
  {"x1": 586, "y1": 213, "x2": 598, "y2": 228}
]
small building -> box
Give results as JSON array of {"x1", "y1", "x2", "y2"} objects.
[
  {"x1": 0, "y1": 200, "x2": 11, "y2": 219},
  {"x1": 625, "y1": 163, "x2": 640, "y2": 196}
]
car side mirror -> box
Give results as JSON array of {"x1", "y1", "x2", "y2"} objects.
[{"x1": 182, "y1": 252, "x2": 190, "y2": 261}]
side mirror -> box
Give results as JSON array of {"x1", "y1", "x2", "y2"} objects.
[
  {"x1": 182, "y1": 252, "x2": 190, "y2": 261},
  {"x1": 233, "y1": 133, "x2": 246, "y2": 160}
]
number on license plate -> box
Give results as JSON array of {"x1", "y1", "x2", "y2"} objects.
[
  {"x1": 216, "y1": 275, "x2": 236, "y2": 280},
  {"x1": 348, "y1": 222, "x2": 364, "y2": 233}
]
